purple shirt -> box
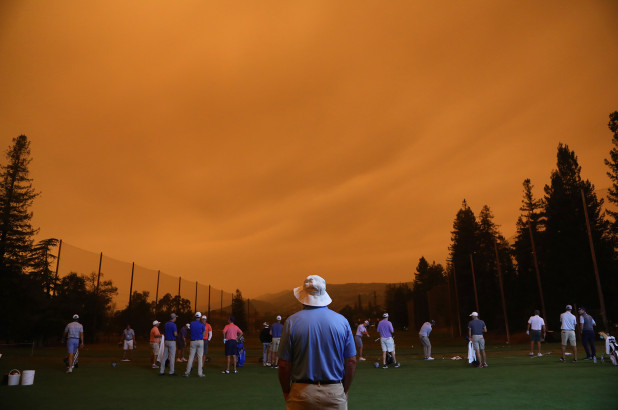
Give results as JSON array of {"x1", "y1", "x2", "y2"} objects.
[{"x1": 377, "y1": 318, "x2": 394, "y2": 338}]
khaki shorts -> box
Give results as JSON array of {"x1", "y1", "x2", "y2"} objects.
[
  {"x1": 151, "y1": 342, "x2": 160, "y2": 355},
  {"x1": 272, "y1": 337, "x2": 281, "y2": 353},
  {"x1": 471, "y1": 335, "x2": 485, "y2": 350},
  {"x1": 381, "y1": 337, "x2": 395, "y2": 352},
  {"x1": 561, "y1": 330, "x2": 576, "y2": 346},
  {"x1": 123, "y1": 340, "x2": 134, "y2": 350}
]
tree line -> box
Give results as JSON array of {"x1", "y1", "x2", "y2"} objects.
[{"x1": 385, "y1": 112, "x2": 617, "y2": 334}]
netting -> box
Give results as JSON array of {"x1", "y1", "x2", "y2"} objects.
[{"x1": 55, "y1": 241, "x2": 234, "y2": 313}]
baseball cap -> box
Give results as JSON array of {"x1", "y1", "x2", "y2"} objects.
[
  {"x1": 263, "y1": 322, "x2": 269, "y2": 327},
  {"x1": 430, "y1": 320, "x2": 436, "y2": 325},
  {"x1": 186, "y1": 323, "x2": 191, "y2": 329},
  {"x1": 470, "y1": 312, "x2": 478, "y2": 317},
  {"x1": 200, "y1": 315, "x2": 207, "y2": 321},
  {"x1": 383, "y1": 313, "x2": 389, "y2": 318},
  {"x1": 153, "y1": 320, "x2": 160, "y2": 326},
  {"x1": 276, "y1": 315, "x2": 282, "y2": 321},
  {"x1": 364, "y1": 320, "x2": 369, "y2": 325},
  {"x1": 578, "y1": 307, "x2": 585, "y2": 312},
  {"x1": 72, "y1": 314, "x2": 79, "y2": 320},
  {"x1": 195, "y1": 311, "x2": 202, "y2": 318},
  {"x1": 170, "y1": 313, "x2": 177, "y2": 319},
  {"x1": 565, "y1": 305, "x2": 572, "y2": 310}
]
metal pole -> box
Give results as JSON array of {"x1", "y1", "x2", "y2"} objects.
[
  {"x1": 452, "y1": 265, "x2": 462, "y2": 337},
  {"x1": 247, "y1": 299, "x2": 250, "y2": 330},
  {"x1": 220, "y1": 289, "x2": 223, "y2": 317},
  {"x1": 469, "y1": 254, "x2": 480, "y2": 313},
  {"x1": 494, "y1": 240, "x2": 510, "y2": 344},
  {"x1": 528, "y1": 224, "x2": 547, "y2": 320},
  {"x1": 96, "y1": 252, "x2": 102, "y2": 293},
  {"x1": 208, "y1": 285, "x2": 211, "y2": 319},
  {"x1": 178, "y1": 277, "x2": 181, "y2": 312},
  {"x1": 128, "y1": 262, "x2": 135, "y2": 321},
  {"x1": 155, "y1": 270, "x2": 160, "y2": 315},
  {"x1": 581, "y1": 189, "x2": 609, "y2": 331},
  {"x1": 53, "y1": 239, "x2": 63, "y2": 296},
  {"x1": 195, "y1": 281, "x2": 198, "y2": 312}
]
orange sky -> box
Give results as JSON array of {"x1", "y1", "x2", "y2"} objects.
[{"x1": 1, "y1": 1, "x2": 617, "y2": 298}]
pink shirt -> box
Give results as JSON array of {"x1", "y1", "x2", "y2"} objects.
[{"x1": 223, "y1": 323, "x2": 243, "y2": 340}]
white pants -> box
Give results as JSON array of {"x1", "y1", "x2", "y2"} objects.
[
  {"x1": 160, "y1": 340, "x2": 176, "y2": 374},
  {"x1": 185, "y1": 340, "x2": 204, "y2": 376}
]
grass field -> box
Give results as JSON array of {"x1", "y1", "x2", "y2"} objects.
[{"x1": 1, "y1": 332, "x2": 616, "y2": 409}]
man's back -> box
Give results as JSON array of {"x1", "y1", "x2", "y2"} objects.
[
  {"x1": 560, "y1": 312, "x2": 576, "y2": 330},
  {"x1": 377, "y1": 319, "x2": 393, "y2": 338},
  {"x1": 279, "y1": 306, "x2": 355, "y2": 382}
]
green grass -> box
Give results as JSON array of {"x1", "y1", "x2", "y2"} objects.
[{"x1": 1, "y1": 332, "x2": 616, "y2": 409}]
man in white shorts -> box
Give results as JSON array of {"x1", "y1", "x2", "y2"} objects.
[
  {"x1": 120, "y1": 324, "x2": 135, "y2": 361},
  {"x1": 559, "y1": 305, "x2": 578, "y2": 362},
  {"x1": 377, "y1": 313, "x2": 400, "y2": 368}
]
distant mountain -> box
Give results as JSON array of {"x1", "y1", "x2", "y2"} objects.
[{"x1": 252, "y1": 282, "x2": 412, "y2": 317}]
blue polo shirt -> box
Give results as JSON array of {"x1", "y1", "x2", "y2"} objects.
[
  {"x1": 271, "y1": 322, "x2": 283, "y2": 338},
  {"x1": 190, "y1": 320, "x2": 205, "y2": 340},
  {"x1": 279, "y1": 306, "x2": 355, "y2": 382},
  {"x1": 164, "y1": 321, "x2": 177, "y2": 341}
]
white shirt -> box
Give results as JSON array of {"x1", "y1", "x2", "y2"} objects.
[
  {"x1": 560, "y1": 311, "x2": 577, "y2": 330},
  {"x1": 528, "y1": 315, "x2": 545, "y2": 331}
]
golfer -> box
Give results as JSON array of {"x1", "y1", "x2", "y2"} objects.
[
  {"x1": 418, "y1": 320, "x2": 435, "y2": 360},
  {"x1": 150, "y1": 320, "x2": 162, "y2": 369},
  {"x1": 260, "y1": 322, "x2": 273, "y2": 366},
  {"x1": 526, "y1": 310, "x2": 546, "y2": 357},
  {"x1": 377, "y1": 313, "x2": 400, "y2": 368},
  {"x1": 354, "y1": 320, "x2": 370, "y2": 361},
  {"x1": 120, "y1": 324, "x2": 135, "y2": 361},
  {"x1": 185, "y1": 312, "x2": 206, "y2": 377},
  {"x1": 468, "y1": 312, "x2": 487, "y2": 368},
  {"x1": 200, "y1": 315, "x2": 213, "y2": 369},
  {"x1": 278, "y1": 275, "x2": 356, "y2": 409},
  {"x1": 160, "y1": 313, "x2": 178, "y2": 376},
  {"x1": 221, "y1": 316, "x2": 243, "y2": 374},
  {"x1": 578, "y1": 307, "x2": 596, "y2": 360},
  {"x1": 560, "y1": 305, "x2": 578, "y2": 363},
  {"x1": 63, "y1": 314, "x2": 84, "y2": 373},
  {"x1": 270, "y1": 315, "x2": 283, "y2": 368}
]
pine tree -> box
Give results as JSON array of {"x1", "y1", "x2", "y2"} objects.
[
  {"x1": 0, "y1": 135, "x2": 39, "y2": 275},
  {"x1": 448, "y1": 200, "x2": 479, "y2": 332},
  {"x1": 512, "y1": 179, "x2": 545, "y2": 316},
  {"x1": 605, "y1": 111, "x2": 618, "y2": 238},
  {"x1": 28, "y1": 238, "x2": 59, "y2": 296},
  {"x1": 231, "y1": 289, "x2": 247, "y2": 330},
  {"x1": 543, "y1": 143, "x2": 614, "y2": 326}
]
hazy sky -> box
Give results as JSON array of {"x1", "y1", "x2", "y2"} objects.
[{"x1": 1, "y1": 1, "x2": 617, "y2": 297}]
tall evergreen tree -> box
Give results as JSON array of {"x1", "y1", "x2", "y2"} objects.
[
  {"x1": 475, "y1": 205, "x2": 515, "y2": 330},
  {"x1": 542, "y1": 143, "x2": 614, "y2": 327},
  {"x1": 231, "y1": 289, "x2": 247, "y2": 330},
  {"x1": 0, "y1": 135, "x2": 39, "y2": 275},
  {"x1": 28, "y1": 238, "x2": 59, "y2": 296},
  {"x1": 512, "y1": 179, "x2": 545, "y2": 317},
  {"x1": 448, "y1": 200, "x2": 479, "y2": 333},
  {"x1": 605, "y1": 111, "x2": 618, "y2": 239}
]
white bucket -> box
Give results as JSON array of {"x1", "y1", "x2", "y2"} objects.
[
  {"x1": 21, "y1": 370, "x2": 35, "y2": 386},
  {"x1": 8, "y1": 369, "x2": 20, "y2": 386}
]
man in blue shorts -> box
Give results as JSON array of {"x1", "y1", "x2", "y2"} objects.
[
  {"x1": 63, "y1": 314, "x2": 84, "y2": 374},
  {"x1": 278, "y1": 275, "x2": 356, "y2": 409}
]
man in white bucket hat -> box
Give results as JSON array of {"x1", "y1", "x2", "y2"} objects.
[
  {"x1": 277, "y1": 275, "x2": 356, "y2": 409},
  {"x1": 62, "y1": 314, "x2": 84, "y2": 373}
]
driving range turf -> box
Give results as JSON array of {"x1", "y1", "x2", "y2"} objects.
[{"x1": 1, "y1": 332, "x2": 616, "y2": 409}]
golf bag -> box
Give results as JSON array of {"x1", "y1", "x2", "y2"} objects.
[
  {"x1": 605, "y1": 335, "x2": 618, "y2": 366},
  {"x1": 385, "y1": 351, "x2": 394, "y2": 365},
  {"x1": 237, "y1": 336, "x2": 246, "y2": 367},
  {"x1": 466, "y1": 337, "x2": 479, "y2": 367}
]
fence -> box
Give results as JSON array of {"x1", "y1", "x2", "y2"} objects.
[{"x1": 54, "y1": 240, "x2": 234, "y2": 316}]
